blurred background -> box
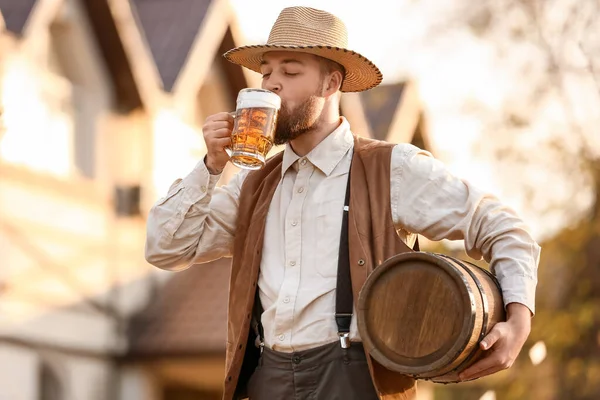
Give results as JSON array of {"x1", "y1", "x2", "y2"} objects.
[{"x1": 0, "y1": 0, "x2": 598, "y2": 399}]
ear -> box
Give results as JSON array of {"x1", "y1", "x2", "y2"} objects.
[{"x1": 324, "y1": 70, "x2": 343, "y2": 96}]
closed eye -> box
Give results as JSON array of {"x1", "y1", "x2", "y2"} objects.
[
  {"x1": 285, "y1": 72, "x2": 300, "y2": 76},
  {"x1": 262, "y1": 73, "x2": 271, "y2": 78}
]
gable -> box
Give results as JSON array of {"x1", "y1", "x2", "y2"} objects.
[
  {"x1": 0, "y1": 0, "x2": 38, "y2": 35},
  {"x1": 130, "y1": 0, "x2": 214, "y2": 92},
  {"x1": 360, "y1": 82, "x2": 406, "y2": 140}
]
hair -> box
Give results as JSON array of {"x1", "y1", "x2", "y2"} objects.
[{"x1": 316, "y1": 56, "x2": 345, "y2": 90}]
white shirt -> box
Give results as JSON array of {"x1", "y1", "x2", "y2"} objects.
[{"x1": 145, "y1": 117, "x2": 540, "y2": 352}]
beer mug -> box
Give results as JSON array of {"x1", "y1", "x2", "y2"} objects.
[{"x1": 226, "y1": 88, "x2": 281, "y2": 170}]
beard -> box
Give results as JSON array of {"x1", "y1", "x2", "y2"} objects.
[{"x1": 273, "y1": 90, "x2": 325, "y2": 145}]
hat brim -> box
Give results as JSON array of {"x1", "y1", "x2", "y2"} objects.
[{"x1": 223, "y1": 44, "x2": 383, "y2": 92}]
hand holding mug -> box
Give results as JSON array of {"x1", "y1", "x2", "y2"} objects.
[{"x1": 202, "y1": 112, "x2": 234, "y2": 174}]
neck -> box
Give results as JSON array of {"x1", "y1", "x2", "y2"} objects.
[{"x1": 288, "y1": 108, "x2": 341, "y2": 157}]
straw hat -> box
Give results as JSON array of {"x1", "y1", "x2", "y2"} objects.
[{"x1": 223, "y1": 7, "x2": 383, "y2": 92}]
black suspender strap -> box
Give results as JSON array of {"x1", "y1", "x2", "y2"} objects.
[{"x1": 335, "y1": 171, "x2": 353, "y2": 348}]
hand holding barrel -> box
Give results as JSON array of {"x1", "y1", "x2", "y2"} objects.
[
  {"x1": 202, "y1": 112, "x2": 234, "y2": 175},
  {"x1": 458, "y1": 302, "x2": 531, "y2": 381}
]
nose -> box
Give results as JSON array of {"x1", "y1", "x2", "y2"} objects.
[{"x1": 263, "y1": 78, "x2": 281, "y2": 94}]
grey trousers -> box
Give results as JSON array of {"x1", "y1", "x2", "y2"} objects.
[{"x1": 247, "y1": 341, "x2": 379, "y2": 400}]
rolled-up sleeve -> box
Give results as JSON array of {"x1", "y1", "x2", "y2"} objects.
[
  {"x1": 390, "y1": 144, "x2": 540, "y2": 314},
  {"x1": 145, "y1": 160, "x2": 249, "y2": 271}
]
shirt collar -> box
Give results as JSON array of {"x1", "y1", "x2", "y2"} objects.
[{"x1": 281, "y1": 117, "x2": 354, "y2": 177}]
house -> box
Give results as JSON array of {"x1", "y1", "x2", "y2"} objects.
[
  {"x1": 0, "y1": 0, "x2": 152, "y2": 399},
  {"x1": 0, "y1": 0, "x2": 252, "y2": 399}
]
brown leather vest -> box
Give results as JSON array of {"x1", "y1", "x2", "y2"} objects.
[{"x1": 222, "y1": 136, "x2": 417, "y2": 400}]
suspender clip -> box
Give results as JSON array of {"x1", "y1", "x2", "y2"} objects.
[{"x1": 338, "y1": 332, "x2": 351, "y2": 349}]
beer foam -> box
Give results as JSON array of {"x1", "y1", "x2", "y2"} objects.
[{"x1": 236, "y1": 88, "x2": 281, "y2": 110}]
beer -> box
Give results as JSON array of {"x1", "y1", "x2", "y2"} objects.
[
  {"x1": 228, "y1": 89, "x2": 281, "y2": 170},
  {"x1": 230, "y1": 107, "x2": 278, "y2": 168}
]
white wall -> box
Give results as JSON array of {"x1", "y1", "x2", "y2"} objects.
[
  {"x1": 0, "y1": 344, "x2": 38, "y2": 400},
  {"x1": 118, "y1": 366, "x2": 161, "y2": 400},
  {"x1": 0, "y1": 343, "x2": 122, "y2": 400},
  {"x1": 61, "y1": 355, "x2": 113, "y2": 400}
]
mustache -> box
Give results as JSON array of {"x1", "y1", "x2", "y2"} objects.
[{"x1": 279, "y1": 101, "x2": 291, "y2": 115}]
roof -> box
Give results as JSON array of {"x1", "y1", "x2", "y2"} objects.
[
  {"x1": 82, "y1": 0, "x2": 143, "y2": 112},
  {"x1": 0, "y1": 0, "x2": 38, "y2": 35},
  {"x1": 359, "y1": 82, "x2": 406, "y2": 140},
  {"x1": 130, "y1": 0, "x2": 214, "y2": 92},
  {"x1": 127, "y1": 258, "x2": 231, "y2": 357}
]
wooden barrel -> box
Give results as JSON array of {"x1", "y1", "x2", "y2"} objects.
[{"x1": 357, "y1": 252, "x2": 506, "y2": 383}]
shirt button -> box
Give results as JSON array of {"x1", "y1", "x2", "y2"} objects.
[
  {"x1": 300, "y1": 158, "x2": 307, "y2": 166},
  {"x1": 297, "y1": 187, "x2": 304, "y2": 193},
  {"x1": 291, "y1": 220, "x2": 298, "y2": 226},
  {"x1": 278, "y1": 334, "x2": 285, "y2": 341},
  {"x1": 201, "y1": 185, "x2": 207, "y2": 193},
  {"x1": 283, "y1": 297, "x2": 290, "y2": 303},
  {"x1": 289, "y1": 261, "x2": 296, "y2": 266}
]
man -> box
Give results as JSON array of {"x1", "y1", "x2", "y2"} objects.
[{"x1": 145, "y1": 6, "x2": 540, "y2": 400}]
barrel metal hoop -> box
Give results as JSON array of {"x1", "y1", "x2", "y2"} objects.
[
  {"x1": 475, "y1": 263, "x2": 502, "y2": 288},
  {"x1": 438, "y1": 255, "x2": 490, "y2": 375}
]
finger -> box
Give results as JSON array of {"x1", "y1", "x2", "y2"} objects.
[
  {"x1": 211, "y1": 137, "x2": 232, "y2": 149},
  {"x1": 208, "y1": 128, "x2": 233, "y2": 138},
  {"x1": 204, "y1": 120, "x2": 232, "y2": 131},
  {"x1": 480, "y1": 325, "x2": 504, "y2": 350},
  {"x1": 459, "y1": 352, "x2": 501, "y2": 381},
  {"x1": 206, "y1": 112, "x2": 233, "y2": 122}
]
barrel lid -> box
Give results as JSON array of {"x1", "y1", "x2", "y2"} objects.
[{"x1": 357, "y1": 252, "x2": 476, "y2": 375}]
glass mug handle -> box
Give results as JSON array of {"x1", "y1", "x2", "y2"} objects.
[{"x1": 224, "y1": 111, "x2": 236, "y2": 157}]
